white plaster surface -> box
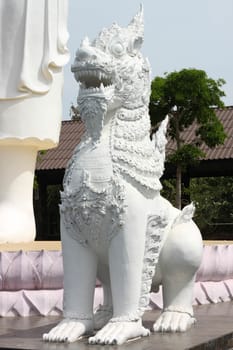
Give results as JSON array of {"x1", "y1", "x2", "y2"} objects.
[
  {"x1": 44, "y1": 7, "x2": 203, "y2": 345},
  {"x1": 0, "y1": 0, "x2": 69, "y2": 242}
]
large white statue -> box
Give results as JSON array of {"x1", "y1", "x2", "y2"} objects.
[
  {"x1": 0, "y1": 0, "x2": 69, "y2": 242},
  {"x1": 43, "y1": 7, "x2": 203, "y2": 345}
]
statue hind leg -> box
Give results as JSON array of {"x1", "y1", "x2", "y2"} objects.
[
  {"x1": 43, "y1": 218, "x2": 97, "y2": 343},
  {"x1": 154, "y1": 219, "x2": 203, "y2": 332}
]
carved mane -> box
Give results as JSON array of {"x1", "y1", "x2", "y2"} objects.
[
  {"x1": 111, "y1": 106, "x2": 165, "y2": 196},
  {"x1": 72, "y1": 6, "x2": 168, "y2": 197}
]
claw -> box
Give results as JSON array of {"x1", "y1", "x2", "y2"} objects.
[{"x1": 153, "y1": 310, "x2": 195, "y2": 333}]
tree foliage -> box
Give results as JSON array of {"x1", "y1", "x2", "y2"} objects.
[
  {"x1": 161, "y1": 177, "x2": 233, "y2": 240},
  {"x1": 150, "y1": 68, "x2": 226, "y2": 208},
  {"x1": 190, "y1": 177, "x2": 233, "y2": 239}
]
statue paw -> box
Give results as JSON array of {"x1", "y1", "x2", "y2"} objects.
[
  {"x1": 94, "y1": 305, "x2": 113, "y2": 329},
  {"x1": 43, "y1": 318, "x2": 93, "y2": 343},
  {"x1": 153, "y1": 307, "x2": 196, "y2": 333},
  {"x1": 89, "y1": 319, "x2": 150, "y2": 345}
]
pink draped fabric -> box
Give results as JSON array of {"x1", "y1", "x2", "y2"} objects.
[{"x1": 0, "y1": 244, "x2": 233, "y2": 316}]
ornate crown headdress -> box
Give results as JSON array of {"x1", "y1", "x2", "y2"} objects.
[{"x1": 93, "y1": 5, "x2": 144, "y2": 50}]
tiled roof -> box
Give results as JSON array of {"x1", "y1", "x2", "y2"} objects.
[
  {"x1": 166, "y1": 106, "x2": 233, "y2": 161},
  {"x1": 204, "y1": 107, "x2": 233, "y2": 160},
  {"x1": 36, "y1": 120, "x2": 85, "y2": 170},
  {"x1": 36, "y1": 106, "x2": 233, "y2": 171}
]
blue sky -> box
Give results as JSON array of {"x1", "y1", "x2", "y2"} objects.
[{"x1": 62, "y1": 0, "x2": 233, "y2": 119}]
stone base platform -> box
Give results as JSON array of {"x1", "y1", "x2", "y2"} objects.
[{"x1": 1, "y1": 302, "x2": 233, "y2": 350}]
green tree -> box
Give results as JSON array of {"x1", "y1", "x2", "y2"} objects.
[
  {"x1": 190, "y1": 177, "x2": 233, "y2": 239},
  {"x1": 150, "y1": 68, "x2": 226, "y2": 209}
]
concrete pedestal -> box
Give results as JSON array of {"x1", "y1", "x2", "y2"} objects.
[{"x1": 0, "y1": 303, "x2": 233, "y2": 349}]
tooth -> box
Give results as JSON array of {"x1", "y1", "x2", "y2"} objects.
[{"x1": 100, "y1": 83, "x2": 104, "y2": 92}]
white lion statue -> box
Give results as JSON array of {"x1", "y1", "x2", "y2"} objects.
[{"x1": 43, "y1": 6, "x2": 203, "y2": 345}]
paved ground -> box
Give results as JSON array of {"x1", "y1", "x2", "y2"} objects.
[{"x1": 0, "y1": 302, "x2": 233, "y2": 350}]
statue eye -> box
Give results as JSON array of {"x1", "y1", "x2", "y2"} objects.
[{"x1": 109, "y1": 40, "x2": 125, "y2": 57}]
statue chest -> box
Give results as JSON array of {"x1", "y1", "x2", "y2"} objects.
[
  {"x1": 64, "y1": 141, "x2": 113, "y2": 192},
  {"x1": 61, "y1": 141, "x2": 126, "y2": 248}
]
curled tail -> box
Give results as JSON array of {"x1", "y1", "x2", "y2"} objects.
[{"x1": 172, "y1": 202, "x2": 196, "y2": 228}]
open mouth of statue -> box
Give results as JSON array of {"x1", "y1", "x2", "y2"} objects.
[{"x1": 76, "y1": 68, "x2": 114, "y2": 95}]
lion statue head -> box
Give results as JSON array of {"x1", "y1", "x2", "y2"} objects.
[{"x1": 71, "y1": 5, "x2": 151, "y2": 111}]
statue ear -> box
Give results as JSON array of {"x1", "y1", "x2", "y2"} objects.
[
  {"x1": 127, "y1": 4, "x2": 144, "y2": 35},
  {"x1": 127, "y1": 5, "x2": 144, "y2": 53},
  {"x1": 128, "y1": 4, "x2": 144, "y2": 26},
  {"x1": 131, "y1": 36, "x2": 143, "y2": 53}
]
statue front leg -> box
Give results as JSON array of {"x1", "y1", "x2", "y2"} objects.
[
  {"x1": 89, "y1": 210, "x2": 150, "y2": 345},
  {"x1": 154, "y1": 220, "x2": 203, "y2": 332},
  {"x1": 43, "y1": 219, "x2": 97, "y2": 343},
  {"x1": 94, "y1": 263, "x2": 113, "y2": 330}
]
